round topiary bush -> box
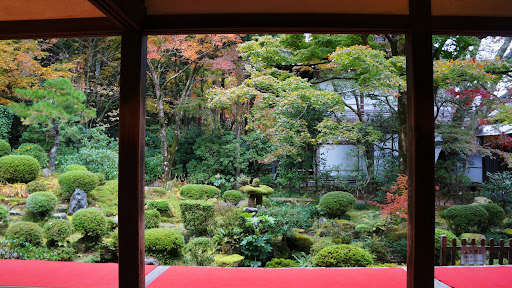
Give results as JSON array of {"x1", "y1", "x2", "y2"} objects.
[
  {"x1": 318, "y1": 191, "x2": 356, "y2": 218},
  {"x1": 313, "y1": 244, "x2": 373, "y2": 267},
  {"x1": 147, "y1": 200, "x2": 172, "y2": 217},
  {"x1": 58, "y1": 170, "x2": 99, "y2": 199},
  {"x1": 434, "y1": 228, "x2": 459, "y2": 265},
  {"x1": 0, "y1": 139, "x2": 11, "y2": 157},
  {"x1": 0, "y1": 155, "x2": 40, "y2": 183},
  {"x1": 476, "y1": 203, "x2": 505, "y2": 228},
  {"x1": 15, "y1": 143, "x2": 49, "y2": 168},
  {"x1": 44, "y1": 219, "x2": 73, "y2": 246},
  {"x1": 6, "y1": 221, "x2": 44, "y2": 245},
  {"x1": 179, "y1": 200, "x2": 215, "y2": 236},
  {"x1": 266, "y1": 258, "x2": 298, "y2": 268},
  {"x1": 26, "y1": 180, "x2": 47, "y2": 194},
  {"x1": 222, "y1": 190, "x2": 245, "y2": 205},
  {"x1": 145, "y1": 228, "x2": 184, "y2": 263},
  {"x1": 145, "y1": 209, "x2": 161, "y2": 229},
  {"x1": 442, "y1": 204, "x2": 488, "y2": 235},
  {"x1": 93, "y1": 173, "x2": 105, "y2": 185},
  {"x1": 26, "y1": 192, "x2": 58, "y2": 217},
  {"x1": 0, "y1": 204, "x2": 9, "y2": 223},
  {"x1": 64, "y1": 164, "x2": 88, "y2": 173},
  {"x1": 180, "y1": 184, "x2": 221, "y2": 200},
  {"x1": 72, "y1": 208, "x2": 106, "y2": 238}
]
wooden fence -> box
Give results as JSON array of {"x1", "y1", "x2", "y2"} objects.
[{"x1": 440, "y1": 235, "x2": 512, "y2": 266}]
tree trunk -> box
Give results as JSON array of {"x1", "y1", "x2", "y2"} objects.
[
  {"x1": 397, "y1": 91, "x2": 408, "y2": 174},
  {"x1": 155, "y1": 83, "x2": 173, "y2": 182},
  {"x1": 49, "y1": 120, "x2": 60, "y2": 172}
]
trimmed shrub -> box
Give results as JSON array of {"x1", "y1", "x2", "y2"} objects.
[
  {"x1": 460, "y1": 233, "x2": 486, "y2": 242},
  {"x1": 313, "y1": 244, "x2": 373, "y2": 267},
  {"x1": 180, "y1": 200, "x2": 215, "y2": 236},
  {"x1": 0, "y1": 155, "x2": 40, "y2": 183},
  {"x1": 145, "y1": 228, "x2": 184, "y2": 263},
  {"x1": 184, "y1": 237, "x2": 214, "y2": 266},
  {"x1": 0, "y1": 139, "x2": 11, "y2": 157},
  {"x1": 145, "y1": 209, "x2": 161, "y2": 229},
  {"x1": 442, "y1": 205, "x2": 488, "y2": 235},
  {"x1": 180, "y1": 184, "x2": 221, "y2": 200},
  {"x1": 147, "y1": 200, "x2": 172, "y2": 217},
  {"x1": 26, "y1": 192, "x2": 58, "y2": 217},
  {"x1": 286, "y1": 233, "x2": 314, "y2": 254},
  {"x1": 94, "y1": 173, "x2": 105, "y2": 185},
  {"x1": 0, "y1": 205, "x2": 9, "y2": 223},
  {"x1": 6, "y1": 221, "x2": 44, "y2": 245},
  {"x1": 44, "y1": 219, "x2": 73, "y2": 246},
  {"x1": 26, "y1": 181, "x2": 47, "y2": 194},
  {"x1": 239, "y1": 180, "x2": 274, "y2": 197},
  {"x1": 72, "y1": 208, "x2": 106, "y2": 238},
  {"x1": 222, "y1": 190, "x2": 245, "y2": 205},
  {"x1": 434, "y1": 228, "x2": 459, "y2": 265},
  {"x1": 105, "y1": 217, "x2": 117, "y2": 232},
  {"x1": 476, "y1": 203, "x2": 505, "y2": 228},
  {"x1": 64, "y1": 164, "x2": 88, "y2": 173},
  {"x1": 213, "y1": 254, "x2": 244, "y2": 267},
  {"x1": 318, "y1": 191, "x2": 356, "y2": 218},
  {"x1": 15, "y1": 143, "x2": 49, "y2": 168},
  {"x1": 310, "y1": 239, "x2": 335, "y2": 257},
  {"x1": 266, "y1": 258, "x2": 298, "y2": 268},
  {"x1": 58, "y1": 170, "x2": 99, "y2": 199}
]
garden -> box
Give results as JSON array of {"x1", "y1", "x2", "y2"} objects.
[{"x1": 1, "y1": 34, "x2": 512, "y2": 268}]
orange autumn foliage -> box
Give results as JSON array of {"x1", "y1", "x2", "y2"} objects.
[{"x1": 377, "y1": 174, "x2": 408, "y2": 220}]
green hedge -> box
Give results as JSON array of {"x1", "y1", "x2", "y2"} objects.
[
  {"x1": 180, "y1": 200, "x2": 215, "y2": 236},
  {"x1": 15, "y1": 143, "x2": 49, "y2": 168},
  {"x1": 145, "y1": 209, "x2": 161, "y2": 229},
  {"x1": 145, "y1": 228, "x2": 184, "y2": 263},
  {"x1": 319, "y1": 191, "x2": 356, "y2": 218},
  {"x1": 58, "y1": 170, "x2": 99, "y2": 199},
  {"x1": 6, "y1": 221, "x2": 44, "y2": 246},
  {"x1": 26, "y1": 192, "x2": 58, "y2": 217},
  {"x1": 0, "y1": 155, "x2": 40, "y2": 183},
  {"x1": 442, "y1": 205, "x2": 488, "y2": 235},
  {"x1": 72, "y1": 208, "x2": 106, "y2": 238},
  {"x1": 180, "y1": 184, "x2": 221, "y2": 200},
  {"x1": 44, "y1": 219, "x2": 73, "y2": 246},
  {"x1": 147, "y1": 200, "x2": 172, "y2": 217},
  {"x1": 313, "y1": 244, "x2": 373, "y2": 267},
  {"x1": 26, "y1": 181, "x2": 47, "y2": 194},
  {"x1": 0, "y1": 139, "x2": 11, "y2": 157},
  {"x1": 222, "y1": 190, "x2": 245, "y2": 204}
]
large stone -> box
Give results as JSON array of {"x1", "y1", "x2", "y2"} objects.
[
  {"x1": 472, "y1": 196, "x2": 492, "y2": 204},
  {"x1": 236, "y1": 199, "x2": 248, "y2": 208},
  {"x1": 53, "y1": 213, "x2": 68, "y2": 220},
  {"x1": 113, "y1": 216, "x2": 118, "y2": 226},
  {"x1": 42, "y1": 168, "x2": 51, "y2": 178},
  {"x1": 67, "y1": 189, "x2": 88, "y2": 215},
  {"x1": 145, "y1": 257, "x2": 160, "y2": 266},
  {"x1": 56, "y1": 204, "x2": 68, "y2": 213},
  {"x1": 9, "y1": 210, "x2": 22, "y2": 216},
  {"x1": 243, "y1": 207, "x2": 258, "y2": 213}
]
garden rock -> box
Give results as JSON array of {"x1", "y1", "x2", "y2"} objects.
[
  {"x1": 145, "y1": 257, "x2": 160, "y2": 265},
  {"x1": 42, "y1": 168, "x2": 51, "y2": 178},
  {"x1": 56, "y1": 204, "x2": 68, "y2": 213},
  {"x1": 67, "y1": 189, "x2": 88, "y2": 215},
  {"x1": 9, "y1": 210, "x2": 22, "y2": 216},
  {"x1": 473, "y1": 196, "x2": 492, "y2": 204},
  {"x1": 113, "y1": 216, "x2": 118, "y2": 225},
  {"x1": 243, "y1": 207, "x2": 258, "y2": 213},
  {"x1": 52, "y1": 213, "x2": 68, "y2": 220},
  {"x1": 236, "y1": 199, "x2": 248, "y2": 208}
]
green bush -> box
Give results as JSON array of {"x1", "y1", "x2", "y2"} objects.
[
  {"x1": 318, "y1": 191, "x2": 355, "y2": 218},
  {"x1": 147, "y1": 200, "x2": 172, "y2": 217},
  {"x1": 6, "y1": 221, "x2": 44, "y2": 246},
  {"x1": 145, "y1": 209, "x2": 161, "y2": 229},
  {"x1": 105, "y1": 217, "x2": 117, "y2": 232},
  {"x1": 180, "y1": 184, "x2": 221, "y2": 200},
  {"x1": 145, "y1": 228, "x2": 184, "y2": 263},
  {"x1": 148, "y1": 187, "x2": 167, "y2": 197},
  {"x1": 64, "y1": 164, "x2": 88, "y2": 173},
  {"x1": 15, "y1": 143, "x2": 49, "y2": 168},
  {"x1": 266, "y1": 258, "x2": 298, "y2": 268},
  {"x1": 442, "y1": 205, "x2": 488, "y2": 235},
  {"x1": 434, "y1": 228, "x2": 459, "y2": 265},
  {"x1": 310, "y1": 239, "x2": 335, "y2": 256},
  {"x1": 0, "y1": 139, "x2": 11, "y2": 157},
  {"x1": 313, "y1": 244, "x2": 373, "y2": 267},
  {"x1": 44, "y1": 219, "x2": 73, "y2": 246},
  {"x1": 286, "y1": 233, "x2": 313, "y2": 254},
  {"x1": 58, "y1": 170, "x2": 99, "y2": 199},
  {"x1": 476, "y1": 203, "x2": 505, "y2": 228},
  {"x1": 0, "y1": 205, "x2": 9, "y2": 223},
  {"x1": 363, "y1": 238, "x2": 389, "y2": 263},
  {"x1": 180, "y1": 200, "x2": 215, "y2": 236},
  {"x1": 26, "y1": 192, "x2": 58, "y2": 217},
  {"x1": 0, "y1": 155, "x2": 40, "y2": 183},
  {"x1": 72, "y1": 208, "x2": 106, "y2": 238},
  {"x1": 184, "y1": 237, "x2": 214, "y2": 266},
  {"x1": 61, "y1": 147, "x2": 118, "y2": 180},
  {"x1": 222, "y1": 190, "x2": 245, "y2": 204},
  {"x1": 213, "y1": 254, "x2": 244, "y2": 267},
  {"x1": 94, "y1": 173, "x2": 105, "y2": 185},
  {"x1": 26, "y1": 181, "x2": 47, "y2": 194}
]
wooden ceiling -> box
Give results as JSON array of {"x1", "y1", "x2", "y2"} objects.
[{"x1": 0, "y1": 0, "x2": 510, "y2": 38}]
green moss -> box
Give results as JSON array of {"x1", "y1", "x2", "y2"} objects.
[
  {"x1": 287, "y1": 233, "x2": 313, "y2": 253},
  {"x1": 239, "y1": 184, "x2": 274, "y2": 196},
  {"x1": 89, "y1": 180, "x2": 118, "y2": 216},
  {"x1": 63, "y1": 164, "x2": 88, "y2": 173},
  {"x1": 313, "y1": 244, "x2": 373, "y2": 267},
  {"x1": 265, "y1": 258, "x2": 297, "y2": 268},
  {"x1": 502, "y1": 228, "x2": 512, "y2": 237},
  {"x1": 213, "y1": 254, "x2": 244, "y2": 267}
]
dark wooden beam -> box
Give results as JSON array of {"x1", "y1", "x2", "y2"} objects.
[
  {"x1": 144, "y1": 14, "x2": 409, "y2": 34},
  {"x1": 0, "y1": 18, "x2": 120, "y2": 40},
  {"x1": 432, "y1": 16, "x2": 512, "y2": 36},
  {"x1": 406, "y1": 0, "x2": 435, "y2": 287},
  {"x1": 88, "y1": 0, "x2": 145, "y2": 31},
  {"x1": 118, "y1": 31, "x2": 147, "y2": 288}
]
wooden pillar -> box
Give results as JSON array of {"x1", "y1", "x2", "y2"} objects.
[
  {"x1": 118, "y1": 31, "x2": 147, "y2": 288},
  {"x1": 406, "y1": 0, "x2": 435, "y2": 287}
]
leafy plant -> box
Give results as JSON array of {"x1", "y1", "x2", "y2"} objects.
[{"x1": 481, "y1": 171, "x2": 512, "y2": 215}]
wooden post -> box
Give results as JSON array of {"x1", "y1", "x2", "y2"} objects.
[
  {"x1": 406, "y1": 0, "x2": 434, "y2": 286},
  {"x1": 118, "y1": 31, "x2": 147, "y2": 288},
  {"x1": 440, "y1": 235, "x2": 447, "y2": 266}
]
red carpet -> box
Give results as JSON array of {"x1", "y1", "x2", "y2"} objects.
[
  {"x1": 0, "y1": 259, "x2": 156, "y2": 288},
  {"x1": 435, "y1": 266, "x2": 512, "y2": 288},
  {"x1": 147, "y1": 266, "x2": 407, "y2": 288}
]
